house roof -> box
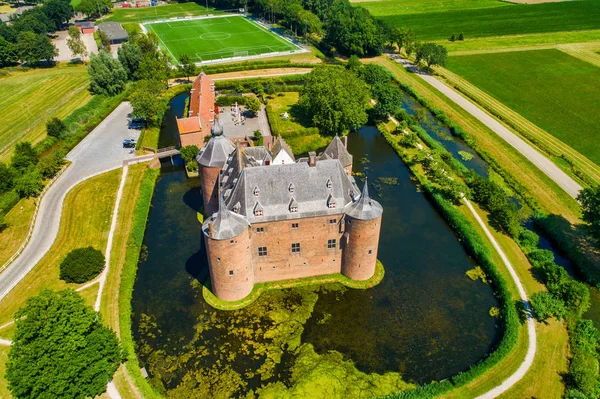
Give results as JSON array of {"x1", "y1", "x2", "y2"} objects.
[
  {"x1": 322, "y1": 134, "x2": 352, "y2": 168},
  {"x1": 271, "y1": 136, "x2": 295, "y2": 161},
  {"x1": 178, "y1": 72, "x2": 215, "y2": 137},
  {"x1": 97, "y1": 22, "x2": 128, "y2": 40},
  {"x1": 75, "y1": 21, "x2": 94, "y2": 28},
  {"x1": 176, "y1": 117, "x2": 201, "y2": 134}
]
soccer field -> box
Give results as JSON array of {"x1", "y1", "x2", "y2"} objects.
[{"x1": 145, "y1": 16, "x2": 300, "y2": 65}]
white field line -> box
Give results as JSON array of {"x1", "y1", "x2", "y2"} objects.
[
  {"x1": 0, "y1": 164, "x2": 69, "y2": 274},
  {"x1": 384, "y1": 105, "x2": 536, "y2": 397},
  {"x1": 0, "y1": 338, "x2": 11, "y2": 346}
]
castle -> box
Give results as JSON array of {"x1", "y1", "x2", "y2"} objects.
[
  {"x1": 198, "y1": 121, "x2": 383, "y2": 302},
  {"x1": 176, "y1": 72, "x2": 215, "y2": 148}
]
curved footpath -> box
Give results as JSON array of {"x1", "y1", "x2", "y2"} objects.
[
  {"x1": 390, "y1": 56, "x2": 582, "y2": 199},
  {"x1": 0, "y1": 102, "x2": 141, "y2": 301}
]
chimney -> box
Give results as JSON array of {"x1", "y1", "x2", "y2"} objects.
[
  {"x1": 208, "y1": 222, "x2": 215, "y2": 238},
  {"x1": 309, "y1": 152, "x2": 317, "y2": 167},
  {"x1": 341, "y1": 136, "x2": 348, "y2": 149}
]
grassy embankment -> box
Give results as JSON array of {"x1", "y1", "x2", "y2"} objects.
[
  {"x1": 265, "y1": 92, "x2": 328, "y2": 154},
  {"x1": 103, "y1": 2, "x2": 221, "y2": 23},
  {"x1": 0, "y1": 65, "x2": 91, "y2": 161},
  {"x1": 444, "y1": 49, "x2": 600, "y2": 177},
  {"x1": 358, "y1": 0, "x2": 600, "y2": 41},
  {"x1": 0, "y1": 198, "x2": 36, "y2": 266}
]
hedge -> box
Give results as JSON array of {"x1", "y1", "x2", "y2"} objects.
[
  {"x1": 214, "y1": 74, "x2": 306, "y2": 90},
  {"x1": 378, "y1": 123, "x2": 520, "y2": 398},
  {"x1": 117, "y1": 167, "x2": 162, "y2": 399}
]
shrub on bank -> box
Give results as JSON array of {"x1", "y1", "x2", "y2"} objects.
[{"x1": 59, "y1": 247, "x2": 105, "y2": 283}]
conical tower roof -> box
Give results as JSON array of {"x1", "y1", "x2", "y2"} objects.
[
  {"x1": 344, "y1": 178, "x2": 383, "y2": 220},
  {"x1": 322, "y1": 134, "x2": 352, "y2": 168},
  {"x1": 196, "y1": 120, "x2": 234, "y2": 168},
  {"x1": 203, "y1": 192, "x2": 249, "y2": 240}
]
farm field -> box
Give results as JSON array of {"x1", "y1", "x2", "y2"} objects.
[
  {"x1": 146, "y1": 16, "x2": 299, "y2": 65},
  {"x1": 0, "y1": 65, "x2": 91, "y2": 161},
  {"x1": 446, "y1": 49, "x2": 600, "y2": 166},
  {"x1": 358, "y1": 0, "x2": 600, "y2": 40},
  {"x1": 104, "y1": 2, "x2": 220, "y2": 23}
]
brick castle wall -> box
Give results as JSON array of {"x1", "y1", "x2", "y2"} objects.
[
  {"x1": 341, "y1": 215, "x2": 382, "y2": 280},
  {"x1": 200, "y1": 166, "x2": 220, "y2": 216}
]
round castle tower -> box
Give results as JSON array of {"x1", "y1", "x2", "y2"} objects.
[
  {"x1": 196, "y1": 120, "x2": 235, "y2": 216},
  {"x1": 202, "y1": 194, "x2": 254, "y2": 302},
  {"x1": 342, "y1": 179, "x2": 383, "y2": 281}
]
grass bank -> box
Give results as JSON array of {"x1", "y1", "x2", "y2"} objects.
[
  {"x1": 0, "y1": 65, "x2": 91, "y2": 161},
  {"x1": 0, "y1": 198, "x2": 35, "y2": 266}
]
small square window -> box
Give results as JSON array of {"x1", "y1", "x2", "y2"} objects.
[
  {"x1": 292, "y1": 223, "x2": 299, "y2": 229},
  {"x1": 256, "y1": 227, "x2": 265, "y2": 233},
  {"x1": 217, "y1": 257, "x2": 221, "y2": 262},
  {"x1": 230, "y1": 240, "x2": 234, "y2": 244},
  {"x1": 327, "y1": 239, "x2": 336, "y2": 249},
  {"x1": 290, "y1": 206, "x2": 298, "y2": 213},
  {"x1": 291, "y1": 242, "x2": 301, "y2": 253},
  {"x1": 258, "y1": 247, "x2": 268, "y2": 257},
  {"x1": 329, "y1": 219, "x2": 336, "y2": 224},
  {"x1": 228, "y1": 270, "x2": 234, "y2": 276},
  {"x1": 368, "y1": 249, "x2": 373, "y2": 255}
]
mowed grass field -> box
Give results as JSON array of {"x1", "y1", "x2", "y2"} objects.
[
  {"x1": 0, "y1": 65, "x2": 91, "y2": 161},
  {"x1": 146, "y1": 16, "x2": 299, "y2": 64},
  {"x1": 357, "y1": 0, "x2": 600, "y2": 41},
  {"x1": 104, "y1": 2, "x2": 220, "y2": 23},
  {"x1": 446, "y1": 49, "x2": 600, "y2": 165}
]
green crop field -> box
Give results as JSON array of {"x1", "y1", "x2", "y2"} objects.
[
  {"x1": 0, "y1": 65, "x2": 91, "y2": 161},
  {"x1": 446, "y1": 49, "x2": 600, "y2": 165},
  {"x1": 104, "y1": 2, "x2": 222, "y2": 23},
  {"x1": 357, "y1": 0, "x2": 600, "y2": 41},
  {"x1": 145, "y1": 16, "x2": 299, "y2": 65}
]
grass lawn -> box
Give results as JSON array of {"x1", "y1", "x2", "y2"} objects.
[
  {"x1": 104, "y1": 2, "x2": 219, "y2": 23},
  {"x1": 446, "y1": 49, "x2": 600, "y2": 166},
  {"x1": 0, "y1": 65, "x2": 91, "y2": 161},
  {"x1": 0, "y1": 169, "x2": 120, "y2": 326},
  {"x1": 0, "y1": 345, "x2": 8, "y2": 399},
  {"x1": 359, "y1": 0, "x2": 600, "y2": 40},
  {"x1": 265, "y1": 92, "x2": 328, "y2": 154},
  {"x1": 146, "y1": 16, "x2": 299, "y2": 65},
  {"x1": 0, "y1": 198, "x2": 36, "y2": 266}
]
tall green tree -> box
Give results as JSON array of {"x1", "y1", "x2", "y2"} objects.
[
  {"x1": 0, "y1": 36, "x2": 18, "y2": 67},
  {"x1": 137, "y1": 51, "x2": 169, "y2": 85},
  {"x1": 43, "y1": 0, "x2": 74, "y2": 31},
  {"x1": 88, "y1": 50, "x2": 127, "y2": 96},
  {"x1": 6, "y1": 289, "x2": 122, "y2": 399},
  {"x1": 0, "y1": 162, "x2": 15, "y2": 193},
  {"x1": 130, "y1": 79, "x2": 166, "y2": 126},
  {"x1": 178, "y1": 53, "x2": 196, "y2": 82},
  {"x1": 117, "y1": 42, "x2": 143, "y2": 80},
  {"x1": 13, "y1": 166, "x2": 43, "y2": 198},
  {"x1": 360, "y1": 63, "x2": 391, "y2": 87},
  {"x1": 578, "y1": 186, "x2": 600, "y2": 242},
  {"x1": 371, "y1": 83, "x2": 403, "y2": 121},
  {"x1": 11, "y1": 142, "x2": 38, "y2": 172},
  {"x1": 67, "y1": 25, "x2": 87, "y2": 60},
  {"x1": 299, "y1": 65, "x2": 369, "y2": 134},
  {"x1": 416, "y1": 43, "x2": 448, "y2": 71},
  {"x1": 96, "y1": 29, "x2": 111, "y2": 53},
  {"x1": 324, "y1": 3, "x2": 384, "y2": 57}
]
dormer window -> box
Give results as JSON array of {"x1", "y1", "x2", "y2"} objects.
[
  {"x1": 327, "y1": 194, "x2": 336, "y2": 209},
  {"x1": 288, "y1": 183, "x2": 295, "y2": 193},
  {"x1": 254, "y1": 202, "x2": 263, "y2": 217},
  {"x1": 233, "y1": 202, "x2": 241, "y2": 213},
  {"x1": 253, "y1": 186, "x2": 260, "y2": 197},
  {"x1": 326, "y1": 179, "x2": 333, "y2": 189},
  {"x1": 289, "y1": 198, "x2": 298, "y2": 213}
]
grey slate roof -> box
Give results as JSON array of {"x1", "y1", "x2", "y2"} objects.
[
  {"x1": 322, "y1": 135, "x2": 352, "y2": 168},
  {"x1": 203, "y1": 193, "x2": 250, "y2": 240},
  {"x1": 345, "y1": 178, "x2": 383, "y2": 220},
  {"x1": 271, "y1": 137, "x2": 295, "y2": 161},
  {"x1": 97, "y1": 22, "x2": 128, "y2": 41},
  {"x1": 225, "y1": 159, "x2": 359, "y2": 223},
  {"x1": 196, "y1": 132, "x2": 235, "y2": 168}
]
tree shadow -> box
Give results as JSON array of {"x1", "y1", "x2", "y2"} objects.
[{"x1": 289, "y1": 103, "x2": 313, "y2": 128}]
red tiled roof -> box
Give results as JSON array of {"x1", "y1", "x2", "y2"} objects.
[
  {"x1": 177, "y1": 72, "x2": 215, "y2": 137},
  {"x1": 176, "y1": 117, "x2": 202, "y2": 134}
]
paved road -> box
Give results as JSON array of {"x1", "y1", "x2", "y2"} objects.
[
  {"x1": 390, "y1": 56, "x2": 583, "y2": 199},
  {"x1": 0, "y1": 102, "x2": 140, "y2": 301}
]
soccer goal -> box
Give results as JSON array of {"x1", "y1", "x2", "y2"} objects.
[{"x1": 233, "y1": 51, "x2": 249, "y2": 58}]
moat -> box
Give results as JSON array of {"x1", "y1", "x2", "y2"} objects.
[{"x1": 131, "y1": 94, "x2": 501, "y2": 397}]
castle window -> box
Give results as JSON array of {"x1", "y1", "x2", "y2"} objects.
[
  {"x1": 258, "y1": 247, "x2": 268, "y2": 257},
  {"x1": 253, "y1": 186, "x2": 260, "y2": 196},
  {"x1": 329, "y1": 218, "x2": 336, "y2": 224},
  {"x1": 327, "y1": 194, "x2": 336, "y2": 209},
  {"x1": 217, "y1": 257, "x2": 221, "y2": 262},
  {"x1": 326, "y1": 179, "x2": 333, "y2": 189},
  {"x1": 288, "y1": 183, "x2": 295, "y2": 193},
  {"x1": 327, "y1": 239, "x2": 336, "y2": 249},
  {"x1": 228, "y1": 270, "x2": 234, "y2": 276},
  {"x1": 254, "y1": 202, "x2": 263, "y2": 217},
  {"x1": 290, "y1": 206, "x2": 298, "y2": 213},
  {"x1": 256, "y1": 227, "x2": 265, "y2": 233},
  {"x1": 368, "y1": 249, "x2": 373, "y2": 255},
  {"x1": 291, "y1": 243, "x2": 301, "y2": 253},
  {"x1": 289, "y1": 198, "x2": 298, "y2": 213},
  {"x1": 292, "y1": 223, "x2": 299, "y2": 229},
  {"x1": 230, "y1": 240, "x2": 234, "y2": 244}
]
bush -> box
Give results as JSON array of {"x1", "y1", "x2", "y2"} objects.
[
  {"x1": 37, "y1": 151, "x2": 65, "y2": 179},
  {"x1": 530, "y1": 291, "x2": 565, "y2": 321},
  {"x1": 59, "y1": 247, "x2": 105, "y2": 283},
  {"x1": 46, "y1": 117, "x2": 66, "y2": 138},
  {"x1": 11, "y1": 142, "x2": 38, "y2": 172},
  {"x1": 0, "y1": 190, "x2": 20, "y2": 214},
  {"x1": 0, "y1": 162, "x2": 15, "y2": 193},
  {"x1": 517, "y1": 228, "x2": 539, "y2": 251},
  {"x1": 180, "y1": 145, "x2": 199, "y2": 164},
  {"x1": 528, "y1": 248, "x2": 555, "y2": 267},
  {"x1": 186, "y1": 160, "x2": 198, "y2": 172},
  {"x1": 14, "y1": 167, "x2": 43, "y2": 198}
]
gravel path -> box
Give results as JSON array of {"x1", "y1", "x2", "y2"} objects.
[
  {"x1": 391, "y1": 56, "x2": 583, "y2": 199},
  {"x1": 0, "y1": 102, "x2": 141, "y2": 301}
]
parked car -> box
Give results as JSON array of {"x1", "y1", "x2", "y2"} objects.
[{"x1": 123, "y1": 138, "x2": 136, "y2": 148}]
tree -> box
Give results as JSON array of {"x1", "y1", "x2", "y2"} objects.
[
  {"x1": 0, "y1": 37, "x2": 18, "y2": 67},
  {"x1": 569, "y1": 353, "x2": 599, "y2": 397},
  {"x1": 360, "y1": 63, "x2": 391, "y2": 87},
  {"x1": 130, "y1": 79, "x2": 166, "y2": 126},
  {"x1": 578, "y1": 186, "x2": 600, "y2": 242},
  {"x1": 458, "y1": 32, "x2": 464, "y2": 41},
  {"x1": 390, "y1": 27, "x2": 416, "y2": 55},
  {"x1": 324, "y1": 3, "x2": 384, "y2": 57},
  {"x1": 17, "y1": 31, "x2": 41, "y2": 64},
  {"x1": 180, "y1": 145, "x2": 199, "y2": 164},
  {"x1": 76, "y1": 0, "x2": 111, "y2": 19},
  {"x1": 11, "y1": 142, "x2": 38, "y2": 172},
  {"x1": 346, "y1": 55, "x2": 362, "y2": 73},
  {"x1": 67, "y1": 25, "x2": 87, "y2": 60},
  {"x1": 296, "y1": 9, "x2": 322, "y2": 37},
  {"x1": 46, "y1": 117, "x2": 66, "y2": 138},
  {"x1": 34, "y1": 33, "x2": 58, "y2": 63},
  {"x1": 0, "y1": 162, "x2": 15, "y2": 193},
  {"x1": 88, "y1": 51, "x2": 127, "y2": 96},
  {"x1": 6, "y1": 289, "x2": 121, "y2": 399},
  {"x1": 371, "y1": 83, "x2": 403, "y2": 120},
  {"x1": 245, "y1": 96, "x2": 261, "y2": 114},
  {"x1": 43, "y1": 0, "x2": 74, "y2": 31},
  {"x1": 117, "y1": 42, "x2": 143, "y2": 80},
  {"x1": 178, "y1": 53, "x2": 196, "y2": 82},
  {"x1": 561, "y1": 279, "x2": 591, "y2": 316},
  {"x1": 449, "y1": 34, "x2": 456, "y2": 42},
  {"x1": 530, "y1": 291, "x2": 565, "y2": 322},
  {"x1": 299, "y1": 65, "x2": 369, "y2": 135},
  {"x1": 136, "y1": 51, "x2": 169, "y2": 85},
  {"x1": 416, "y1": 43, "x2": 448, "y2": 71},
  {"x1": 60, "y1": 247, "x2": 105, "y2": 283},
  {"x1": 96, "y1": 29, "x2": 111, "y2": 53},
  {"x1": 37, "y1": 151, "x2": 65, "y2": 179},
  {"x1": 13, "y1": 166, "x2": 43, "y2": 198}
]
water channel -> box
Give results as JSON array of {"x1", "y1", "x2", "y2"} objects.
[{"x1": 130, "y1": 93, "x2": 503, "y2": 396}]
